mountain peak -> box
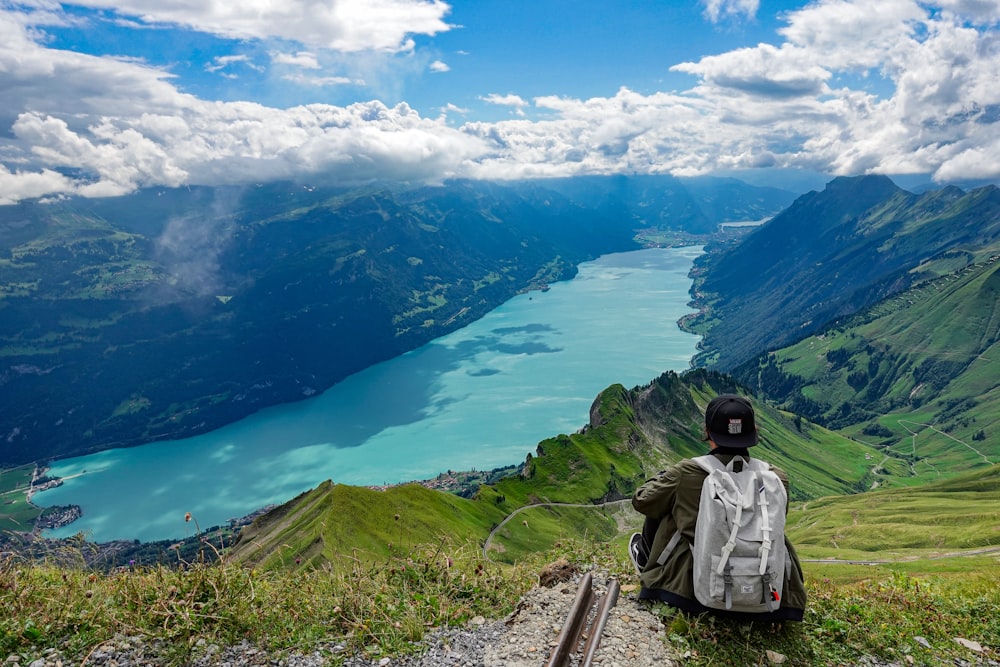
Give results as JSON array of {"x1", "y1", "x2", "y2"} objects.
[{"x1": 825, "y1": 174, "x2": 899, "y2": 190}]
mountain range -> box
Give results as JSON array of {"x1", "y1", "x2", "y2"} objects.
[
  {"x1": 0, "y1": 175, "x2": 794, "y2": 467},
  {"x1": 680, "y1": 175, "x2": 1000, "y2": 488},
  {"x1": 226, "y1": 173, "x2": 1000, "y2": 569},
  {"x1": 688, "y1": 175, "x2": 1000, "y2": 369},
  {"x1": 3, "y1": 172, "x2": 1000, "y2": 570}
]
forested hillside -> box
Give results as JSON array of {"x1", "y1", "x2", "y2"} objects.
[
  {"x1": 688, "y1": 175, "x2": 1000, "y2": 369},
  {"x1": 0, "y1": 176, "x2": 792, "y2": 466},
  {"x1": 733, "y1": 252, "x2": 1000, "y2": 488}
]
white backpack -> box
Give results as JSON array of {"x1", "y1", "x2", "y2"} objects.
[{"x1": 689, "y1": 455, "x2": 788, "y2": 613}]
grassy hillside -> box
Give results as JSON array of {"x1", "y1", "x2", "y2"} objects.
[
  {"x1": 228, "y1": 370, "x2": 879, "y2": 569},
  {"x1": 3, "y1": 410, "x2": 997, "y2": 667},
  {"x1": 735, "y1": 252, "x2": 1000, "y2": 488},
  {"x1": 788, "y1": 465, "x2": 1000, "y2": 561}
]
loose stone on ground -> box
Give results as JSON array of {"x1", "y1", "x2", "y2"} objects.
[{"x1": 392, "y1": 570, "x2": 677, "y2": 667}]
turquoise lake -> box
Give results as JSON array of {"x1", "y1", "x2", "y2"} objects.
[{"x1": 36, "y1": 246, "x2": 702, "y2": 542}]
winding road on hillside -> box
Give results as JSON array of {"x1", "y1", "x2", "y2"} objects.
[
  {"x1": 482, "y1": 499, "x2": 632, "y2": 559},
  {"x1": 484, "y1": 498, "x2": 1000, "y2": 566},
  {"x1": 897, "y1": 419, "x2": 995, "y2": 468}
]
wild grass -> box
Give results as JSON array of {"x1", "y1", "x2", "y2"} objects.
[
  {"x1": 0, "y1": 536, "x2": 539, "y2": 665},
  {"x1": 655, "y1": 566, "x2": 999, "y2": 666},
  {"x1": 4, "y1": 531, "x2": 997, "y2": 666}
]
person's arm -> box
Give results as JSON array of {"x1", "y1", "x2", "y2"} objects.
[{"x1": 631, "y1": 464, "x2": 682, "y2": 518}]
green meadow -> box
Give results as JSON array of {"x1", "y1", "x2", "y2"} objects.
[{"x1": 0, "y1": 465, "x2": 40, "y2": 532}]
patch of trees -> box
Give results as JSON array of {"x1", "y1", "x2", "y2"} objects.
[
  {"x1": 825, "y1": 347, "x2": 851, "y2": 369},
  {"x1": 824, "y1": 402, "x2": 878, "y2": 431},
  {"x1": 786, "y1": 393, "x2": 828, "y2": 426},
  {"x1": 912, "y1": 358, "x2": 965, "y2": 394},
  {"x1": 938, "y1": 397, "x2": 978, "y2": 423},
  {"x1": 847, "y1": 370, "x2": 869, "y2": 391},
  {"x1": 862, "y1": 422, "x2": 894, "y2": 438},
  {"x1": 732, "y1": 355, "x2": 803, "y2": 402}
]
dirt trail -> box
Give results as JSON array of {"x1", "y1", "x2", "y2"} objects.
[
  {"x1": 898, "y1": 419, "x2": 995, "y2": 468},
  {"x1": 483, "y1": 499, "x2": 632, "y2": 559}
]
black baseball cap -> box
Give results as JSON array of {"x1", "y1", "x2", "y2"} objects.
[{"x1": 705, "y1": 394, "x2": 759, "y2": 448}]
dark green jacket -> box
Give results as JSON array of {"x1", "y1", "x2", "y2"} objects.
[{"x1": 632, "y1": 453, "x2": 807, "y2": 621}]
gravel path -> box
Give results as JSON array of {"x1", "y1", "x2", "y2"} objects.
[{"x1": 382, "y1": 572, "x2": 676, "y2": 667}]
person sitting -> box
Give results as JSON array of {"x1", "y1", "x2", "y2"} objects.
[{"x1": 629, "y1": 394, "x2": 807, "y2": 621}]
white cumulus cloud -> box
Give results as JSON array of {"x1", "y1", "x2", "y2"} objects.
[
  {"x1": 480, "y1": 94, "x2": 529, "y2": 116},
  {"x1": 0, "y1": 0, "x2": 999, "y2": 205},
  {"x1": 701, "y1": 0, "x2": 759, "y2": 23},
  {"x1": 481, "y1": 93, "x2": 529, "y2": 107},
  {"x1": 51, "y1": 0, "x2": 456, "y2": 53},
  {"x1": 272, "y1": 52, "x2": 323, "y2": 70}
]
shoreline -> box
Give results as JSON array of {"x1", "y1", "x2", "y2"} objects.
[
  {"x1": 26, "y1": 464, "x2": 60, "y2": 505},
  {"x1": 12, "y1": 245, "x2": 707, "y2": 545},
  {"x1": 25, "y1": 464, "x2": 84, "y2": 533}
]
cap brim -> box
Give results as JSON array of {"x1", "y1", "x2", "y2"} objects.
[{"x1": 708, "y1": 429, "x2": 759, "y2": 448}]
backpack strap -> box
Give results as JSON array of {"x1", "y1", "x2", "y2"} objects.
[
  {"x1": 723, "y1": 564, "x2": 734, "y2": 609},
  {"x1": 693, "y1": 453, "x2": 753, "y2": 474},
  {"x1": 654, "y1": 456, "x2": 731, "y2": 567},
  {"x1": 755, "y1": 471, "x2": 773, "y2": 575},
  {"x1": 717, "y1": 487, "x2": 743, "y2": 575},
  {"x1": 655, "y1": 529, "x2": 685, "y2": 566},
  {"x1": 697, "y1": 455, "x2": 747, "y2": 577},
  {"x1": 753, "y1": 470, "x2": 778, "y2": 612}
]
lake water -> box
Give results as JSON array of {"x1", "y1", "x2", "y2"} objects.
[{"x1": 35, "y1": 246, "x2": 702, "y2": 542}]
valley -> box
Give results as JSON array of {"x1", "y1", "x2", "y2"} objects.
[
  {"x1": 0, "y1": 176, "x2": 793, "y2": 468},
  {"x1": 2, "y1": 174, "x2": 999, "y2": 666},
  {"x1": 3, "y1": 174, "x2": 999, "y2": 552}
]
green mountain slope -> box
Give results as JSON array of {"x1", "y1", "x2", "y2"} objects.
[
  {"x1": 788, "y1": 465, "x2": 1000, "y2": 560},
  {"x1": 229, "y1": 370, "x2": 878, "y2": 569},
  {"x1": 689, "y1": 176, "x2": 1000, "y2": 369},
  {"x1": 734, "y1": 253, "x2": 1000, "y2": 487}
]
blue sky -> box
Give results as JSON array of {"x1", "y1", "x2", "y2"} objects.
[
  {"x1": 1, "y1": 0, "x2": 999, "y2": 203},
  {"x1": 39, "y1": 1, "x2": 804, "y2": 118}
]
